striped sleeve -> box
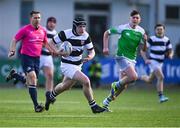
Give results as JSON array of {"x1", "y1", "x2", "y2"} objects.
[
  {"x1": 53, "y1": 31, "x2": 66, "y2": 44},
  {"x1": 147, "y1": 38, "x2": 153, "y2": 47},
  {"x1": 84, "y1": 36, "x2": 93, "y2": 50},
  {"x1": 166, "y1": 40, "x2": 172, "y2": 50}
]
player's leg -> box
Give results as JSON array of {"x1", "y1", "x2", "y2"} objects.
[
  {"x1": 6, "y1": 69, "x2": 26, "y2": 84},
  {"x1": 45, "y1": 63, "x2": 79, "y2": 111},
  {"x1": 140, "y1": 60, "x2": 158, "y2": 84},
  {"x1": 102, "y1": 57, "x2": 136, "y2": 110},
  {"x1": 24, "y1": 55, "x2": 44, "y2": 112},
  {"x1": 40, "y1": 55, "x2": 55, "y2": 110},
  {"x1": 45, "y1": 62, "x2": 78, "y2": 110},
  {"x1": 73, "y1": 70, "x2": 105, "y2": 113},
  {"x1": 45, "y1": 76, "x2": 76, "y2": 111},
  {"x1": 74, "y1": 71, "x2": 94, "y2": 102},
  {"x1": 103, "y1": 65, "x2": 137, "y2": 109},
  {"x1": 140, "y1": 72, "x2": 155, "y2": 83},
  {"x1": 43, "y1": 66, "x2": 54, "y2": 109},
  {"x1": 9, "y1": 67, "x2": 41, "y2": 111},
  {"x1": 40, "y1": 55, "x2": 54, "y2": 91},
  {"x1": 55, "y1": 76, "x2": 76, "y2": 93},
  {"x1": 103, "y1": 72, "x2": 127, "y2": 111},
  {"x1": 154, "y1": 68, "x2": 168, "y2": 103},
  {"x1": 112, "y1": 64, "x2": 138, "y2": 98},
  {"x1": 112, "y1": 57, "x2": 138, "y2": 96},
  {"x1": 114, "y1": 71, "x2": 128, "y2": 97},
  {"x1": 26, "y1": 70, "x2": 44, "y2": 112},
  {"x1": 6, "y1": 69, "x2": 16, "y2": 82}
]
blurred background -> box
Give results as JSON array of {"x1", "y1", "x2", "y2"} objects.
[{"x1": 0, "y1": 0, "x2": 180, "y2": 87}]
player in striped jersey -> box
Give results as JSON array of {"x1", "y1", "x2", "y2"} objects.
[
  {"x1": 40, "y1": 17, "x2": 57, "y2": 94},
  {"x1": 102, "y1": 10, "x2": 147, "y2": 111},
  {"x1": 45, "y1": 17, "x2": 106, "y2": 113},
  {"x1": 140, "y1": 24, "x2": 173, "y2": 103}
]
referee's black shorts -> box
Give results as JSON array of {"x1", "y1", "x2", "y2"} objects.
[{"x1": 20, "y1": 54, "x2": 40, "y2": 77}]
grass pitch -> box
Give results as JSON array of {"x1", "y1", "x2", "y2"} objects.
[{"x1": 0, "y1": 85, "x2": 180, "y2": 127}]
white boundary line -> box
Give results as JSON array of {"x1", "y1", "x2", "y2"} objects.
[
  {"x1": 0, "y1": 100, "x2": 80, "y2": 104},
  {"x1": 0, "y1": 127, "x2": 169, "y2": 128},
  {"x1": 0, "y1": 115, "x2": 108, "y2": 118}
]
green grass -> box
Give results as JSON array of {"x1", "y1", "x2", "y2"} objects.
[{"x1": 0, "y1": 86, "x2": 180, "y2": 127}]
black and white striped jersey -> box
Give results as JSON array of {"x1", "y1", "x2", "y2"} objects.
[
  {"x1": 53, "y1": 29, "x2": 94, "y2": 65},
  {"x1": 41, "y1": 28, "x2": 57, "y2": 55},
  {"x1": 46, "y1": 29, "x2": 57, "y2": 40},
  {"x1": 147, "y1": 35, "x2": 172, "y2": 63}
]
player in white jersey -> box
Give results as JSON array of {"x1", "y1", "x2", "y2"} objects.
[
  {"x1": 140, "y1": 24, "x2": 173, "y2": 103},
  {"x1": 40, "y1": 17, "x2": 57, "y2": 93},
  {"x1": 44, "y1": 17, "x2": 106, "y2": 113}
]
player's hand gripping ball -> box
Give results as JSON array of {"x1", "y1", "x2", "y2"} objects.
[{"x1": 59, "y1": 41, "x2": 72, "y2": 57}]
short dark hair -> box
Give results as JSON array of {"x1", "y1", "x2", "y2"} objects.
[
  {"x1": 30, "y1": 11, "x2": 40, "y2": 17},
  {"x1": 154, "y1": 23, "x2": 165, "y2": 29},
  {"x1": 130, "y1": 10, "x2": 140, "y2": 16},
  {"x1": 47, "y1": 17, "x2": 56, "y2": 23}
]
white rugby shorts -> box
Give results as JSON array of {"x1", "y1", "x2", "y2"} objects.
[
  {"x1": 60, "y1": 62, "x2": 82, "y2": 79},
  {"x1": 40, "y1": 55, "x2": 54, "y2": 69},
  {"x1": 115, "y1": 56, "x2": 136, "y2": 72},
  {"x1": 149, "y1": 59, "x2": 163, "y2": 73}
]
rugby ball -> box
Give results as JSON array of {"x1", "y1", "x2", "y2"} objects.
[{"x1": 59, "y1": 41, "x2": 72, "y2": 56}]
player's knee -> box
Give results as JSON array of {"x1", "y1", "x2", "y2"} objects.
[
  {"x1": 147, "y1": 79, "x2": 152, "y2": 83},
  {"x1": 129, "y1": 73, "x2": 138, "y2": 82},
  {"x1": 64, "y1": 86, "x2": 71, "y2": 91},
  {"x1": 83, "y1": 78, "x2": 91, "y2": 87},
  {"x1": 157, "y1": 75, "x2": 164, "y2": 81},
  {"x1": 27, "y1": 73, "x2": 37, "y2": 83},
  {"x1": 46, "y1": 72, "x2": 53, "y2": 80},
  {"x1": 145, "y1": 76, "x2": 152, "y2": 83},
  {"x1": 61, "y1": 84, "x2": 71, "y2": 91}
]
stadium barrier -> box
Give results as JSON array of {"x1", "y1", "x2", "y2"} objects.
[
  {"x1": 83, "y1": 57, "x2": 180, "y2": 85},
  {"x1": 0, "y1": 58, "x2": 62, "y2": 85},
  {"x1": 0, "y1": 57, "x2": 180, "y2": 85}
]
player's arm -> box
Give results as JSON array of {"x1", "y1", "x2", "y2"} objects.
[
  {"x1": 47, "y1": 32, "x2": 69, "y2": 56},
  {"x1": 82, "y1": 36, "x2": 95, "y2": 63},
  {"x1": 103, "y1": 30, "x2": 110, "y2": 55},
  {"x1": 45, "y1": 39, "x2": 65, "y2": 56},
  {"x1": 103, "y1": 26, "x2": 122, "y2": 56},
  {"x1": 8, "y1": 38, "x2": 17, "y2": 58},
  {"x1": 45, "y1": 39, "x2": 58, "y2": 54},
  {"x1": 165, "y1": 49, "x2": 174, "y2": 59},
  {"x1": 8, "y1": 26, "x2": 25, "y2": 58},
  {"x1": 82, "y1": 49, "x2": 95, "y2": 63},
  {"x1": 165, "y1": 40, "x2": 173, "y2": 59},
  {"x1": 140, "y1": 34, "x2": 151, "y2": 64},
  {"x1": 142, "y1": 34, "x2": 148, "y2": 51},
  {"x1": 140, "y1": 48, "x2": 150, "y2": 64},
  {"x1": 43, "y1": 29, "x2": 59, "y2": 56}
]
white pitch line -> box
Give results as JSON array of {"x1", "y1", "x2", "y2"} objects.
[
  {"x1": 0, "y1": 100, "x2": 80, "y2": 104},
  {"x1": 0, "y1": 115, "x2": 107, "y2": 118},
  {"x1": 0, "y1": 127, "x2": 116, "y2": 128},
  {"x1": 113, "y1": 106, "x2": 180, "y2": 111}
]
